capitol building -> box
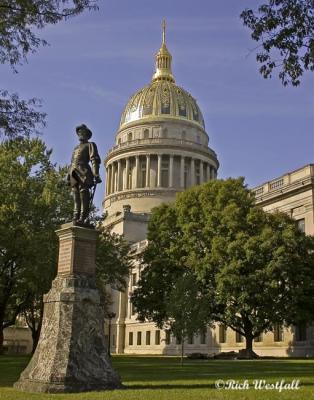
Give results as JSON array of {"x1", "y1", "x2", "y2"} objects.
[
  {"x1": 103, "y1": 23, "x2": 314, "y2": 357},
  {"x1": 4, "y1": 23, "x2": 313, "y2": 357}
]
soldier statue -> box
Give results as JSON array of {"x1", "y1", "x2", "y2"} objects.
[{"x1": 67, "y1": 124, "x2": 102, "y2": 223}]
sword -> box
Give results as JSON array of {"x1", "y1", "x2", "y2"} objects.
[{"x1": 89, "y1": 182, "x2": 97, "y2": 210}]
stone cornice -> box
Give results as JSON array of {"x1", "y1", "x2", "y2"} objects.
[{"x1": 103, "y1": 187, "x2": 180, "y2": 207}]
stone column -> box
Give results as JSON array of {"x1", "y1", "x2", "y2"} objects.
[
  {"x1": 117, "y1": 160, "x2": 121, "y2": 192},
  {"x1": 105, "y1": 166, "x2": 109, "y2": 195},
  {"x1": 14, "y1": 223, "x2": 121, "y2": 393},
  {"x1": 169, "y1": 155, "x2": 174, "y2": 187},
  {"x1": 124, "y1": 157, "x2": 130, "y2": 190},
  {"x1": 135, "y1": 155, "x2": 139, "y2": 188},
  {"x1": 206, "y1": 163, "x2": 210, "y2": 182},
  {"x1": 157, "y1": 154, "x2": 162, "y2": 187},
  {"x1": 111, "y1": 162, "x2": 116, "y2": 193},
  {"x1": 190, "y1": 158, "x2": 195, "y2": 186},
  {"x1": 180, "y1": 156, "x2": 185, "y2": 188},
  {"x1": 200, "y1": 160, "x2": 204, "y2": 184},
  {"x1": 107, "y1": 165, "x2": 111, "y2": 195},
  {"x1": 145, "y1": 154, "x2": 150, "y2": 187}
]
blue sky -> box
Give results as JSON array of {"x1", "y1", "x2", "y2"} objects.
[{"x1": 2, "y1": 0, "x2": 313, "y2": 209}]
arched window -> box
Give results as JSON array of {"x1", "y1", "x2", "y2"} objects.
[
  {"x1": 143, "y1": 129, "x2": 149, "y2": 139},
  {"x1": 127, "y1": 132, "x2": 133, "y2": 141}
]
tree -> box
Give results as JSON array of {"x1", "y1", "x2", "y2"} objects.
[
  {"x1": 96, "y1": 222, "x2": 133, "y2": 316},
  {"x1": 0, "y1": 0, "x2": 99, "y2": 140},
  {"x1": 131, "y1": 204, "x2": 186, "y2": 328},
  {"x1": 0, "y1": 90, "x2": 46, "y2": 140},
  {"x1": 0, "y1": 138, "x2": 72, "y2": 353},
  {"x1": 166, "y1": 273, "x2": 212, "y2": 365},
  {"x1": 241, "y1": 0, "x2": 314, "y2": 86},
  {"x1": 0, "y1": 0, "x2": 98, "y2": 69},
  {"x1": 132, "y1": 204, "x2": 213, "y2": 363},
  {"x1": 134, "y1": 178, "x2": 314, "y2": 358},
  {"x1": 0, "y1": 138, "x2": 132, "y2": 353}
]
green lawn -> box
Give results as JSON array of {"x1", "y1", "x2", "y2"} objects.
[{"x1": 0, "y1": 355, "x2": 314, "y2": 399}]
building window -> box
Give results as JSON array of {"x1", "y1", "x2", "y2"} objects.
[
  {"x1": 129, "y1": 332, "x2": 133, "y2": 346},
  {"x1": 118, "y1": 138, "x2": 121, "y2": 144},
  {"x1": 236, "y1": 331, "x2": 243, "y2": 343},
  {"x1": 196, "y1": 135, "x2": 200, "y2": 143},
  {"x1": 188, "y1": 334, "x2": 194, "y2": 345},
  {"x1": 295, "y1": 323, "x2": 307, "y2": 341},
  {"x1": 128, "y1": 132, "x2": 133, "y2": 141},
  {"x1": 131, "y1": 273, "x2": 137, "y2": 286},
  {"x1": 200, "y1": 330, "x2": 207, "y2": 345},
  {"x1": 137, "y1": 331, "x2": 142, "y2": 345},
  {"x1": 184, "y1": 164, "x2": 188, "y2": 189},
  {"x1": 146, "y1": 331, "x2": 151, "y2": 345},
  {"x1": 296, "y1": 218, "x2": 305, "y2": 233},
  {"x1": 143, "y1": 129, "x2": 149, "y2": 139},
  {"x1": 161, "y1": 159, "x2": 169, "y2": 187},
  {"x1": 195, "y1": 163, "x2": 200, "y2": 185},
  {"x1": 140, "y1": 160, "x2": 146, "y2": 188},
  {"x1": 155, "y1": 330, "x2": 160, "y2": 345},
  {"x1": 273, "y1": 324, "x2": 283, "y2": 342},
  {"x1": 219, "y1": 325, "x2": 227, "y2": 343},
  {"x1": 165, "y1": 330, "x2": 171, "y2": 345},
  {"x1": 127, "y1": 169, "x2": 132, "y2": 189},
  {"x1": 130, "y1": 302, "x2": 136, "y2": 316}
]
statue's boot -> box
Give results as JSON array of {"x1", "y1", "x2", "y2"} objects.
[
  {"x1": 72, "y1": 189, "x2": 81, "y2": 221},
  {"x1": 79, "y1": 189, "x2": 90, "y2": 222}
]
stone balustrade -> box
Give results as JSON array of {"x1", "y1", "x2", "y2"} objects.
[
  {"x1": 253, "y1": 164, "x2": 314, "y2": 199},
  {"x1": 106, "y1": 137, "x2": 216, "y2": 158}
]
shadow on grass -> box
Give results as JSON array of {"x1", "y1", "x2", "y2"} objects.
[{"x1": 127, "y1": 383, "x2": 215, "y2": 390}]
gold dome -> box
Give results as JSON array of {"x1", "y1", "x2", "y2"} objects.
[{"x1": 119, "y1": 21, "x2": 205, "y2": 129}]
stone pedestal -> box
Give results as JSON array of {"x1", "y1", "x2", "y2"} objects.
[{"x1": 14, "y1": 223, "x2": 122, "y2": 393}]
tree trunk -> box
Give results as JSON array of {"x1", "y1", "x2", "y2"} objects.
[
  {"x1": 31, "y1": 327, "x2": 39, "y2": 354},
  {"x1": 31, "y1": 302, "x2": 43, "y2": 354},
  {"x1": 245, "y1": 335, "x2": 253, "y2": 353},
  {"x1": 0, "y1": 323, "x2": 4, "y2": 355},
  {"x1": 181, "y1": 340, "x2": 184, "y2": 366},
  {"x1": 239, "y1": 334, "x2": 258, "y2": 359}
]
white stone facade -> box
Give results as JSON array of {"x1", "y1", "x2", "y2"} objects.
[{"x1": 104, "y1": 29, "x2": 314, "y2": 358}]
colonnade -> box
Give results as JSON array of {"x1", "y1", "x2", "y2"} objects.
[{"x1": 106, "y1": 154, "x2": 216, "y2": 195}]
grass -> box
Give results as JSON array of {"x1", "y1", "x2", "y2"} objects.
[{"x1": 0, "y1": 355, "x2": 313, "y2": 399}]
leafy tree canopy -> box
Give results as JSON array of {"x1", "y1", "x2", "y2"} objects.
[
  {"x1": 0, "y1": 138, "x2": 131, "y2": 353},
  {"x1": 134, "y1": 178, "x2": 314, "y2": 356},
  {"x1": 0, "y1": 0, "x2": 99, "y2": 140},
  {"x1": 0, "y1": 90, "x2": 46, "y2": 140},
  {"x1": 0, "y1": 137, "x2": 72, "y2": 352},
  {"x1": 241, "y1": 0, "x2": 314, "y2": 86},
  {"x1": 0, "y1": 0, "x2": 98, "y2": 69}
]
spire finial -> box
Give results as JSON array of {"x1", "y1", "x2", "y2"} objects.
[
  {"x1": 162, "y1": 19, "x2": 166, "y2": 44},
  {"x1": 152, "y1": 20, "x2": 175, "y2": 83}
]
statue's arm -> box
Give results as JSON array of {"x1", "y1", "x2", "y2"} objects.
[{"x1": 89, "y1": 142, "x2": 102, "y2": 183}]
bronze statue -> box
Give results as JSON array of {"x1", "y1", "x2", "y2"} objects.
[{"x1": 67, "y1": 124, "x2": 102, "y2": 223}]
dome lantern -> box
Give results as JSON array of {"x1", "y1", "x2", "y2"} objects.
[{"x1": 152, "y1": 20, "x2": 175, "y2": 83}]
